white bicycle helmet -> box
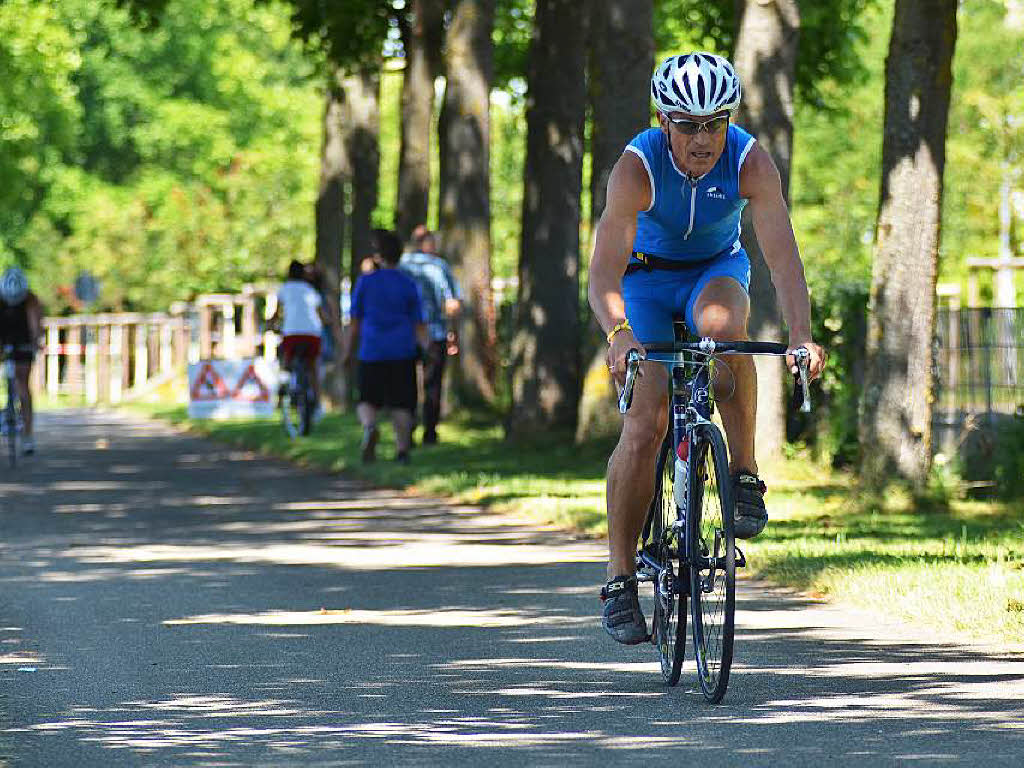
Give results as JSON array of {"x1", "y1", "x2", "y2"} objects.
[
  {"x1": 0, "y1": 267, "x2": 28, "y2": 305},
  {"x1": 651, "y1": 52, "x2": 742, "y2": 116}
]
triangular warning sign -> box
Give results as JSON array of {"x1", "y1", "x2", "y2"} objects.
[
  {"x1": 190, "y1": 363, "x2": 229, "y2": 401},
  {"x1": 231, "y1": 364, "x2": 270, "y2": 402}
]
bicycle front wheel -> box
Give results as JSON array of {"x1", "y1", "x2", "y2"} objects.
[
  {"x1": 688, "y1": 422, "x2": 735, "y2": 703},
  {"x1": 5, "y1": 394, "x2": 16, "y2": 468},
  {"x1": 649, "y1": 438, "x2": 686, "y2": 686}
]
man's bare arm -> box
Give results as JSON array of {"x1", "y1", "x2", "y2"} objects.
[
  {"x1": 588, "y1": 151, "x2": 650, "y2": 334},
  {"x1": 26, "y1": 294, "x2": 43, "y2": 345},
  {"x1": 587, "y1": 150, "x2": 652, "y2": 379},
  {"x1": 740, "y1": 143, "x2": 825, "y2": 378}
]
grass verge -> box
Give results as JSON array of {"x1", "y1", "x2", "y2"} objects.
[{"x1": 127, "y1": 402, "x2": 1024, "y2": 646}]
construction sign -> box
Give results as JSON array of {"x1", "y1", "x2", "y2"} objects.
[{"x1": 187, "y1": 358, "x2": 278, "y2": 419}]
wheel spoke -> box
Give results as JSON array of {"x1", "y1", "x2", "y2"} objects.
[{"x1": 690, "y1": 427, "x2": 735, "y2": 703}]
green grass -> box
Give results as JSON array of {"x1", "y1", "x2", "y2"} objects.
[{"x1": 128, "y1": 402, "x2": 1024, "y2": 646}]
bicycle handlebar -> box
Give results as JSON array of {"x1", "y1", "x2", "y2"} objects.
[
  {"x1": 617, "y1": 338, "x2": 812, "y2": 415},
  {"x1": 641, "y1": 340, "x2": 789, "y2": 355}
]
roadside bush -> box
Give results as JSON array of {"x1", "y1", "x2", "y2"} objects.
[{"x1": 993, "y1": 414, "x2": 1024, "y2": 499}]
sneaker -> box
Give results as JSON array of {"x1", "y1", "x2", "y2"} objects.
[
  {"x1": 600, "y1": 575, "x2": 648, "y2": 645},
  {"x1": 360, "y1": 426, "x2": 379, "y2": 464},
  {"x1": 21, "y1": 438, "x2": 35, "y2": 456},
  {"x1": 395, "y1": 450, "x2": 411, "y2": 465},
  {"x1": 422, "y1": 430, "x2": 438, "y2": 445},
  {"x1": 733, "y1": 472, "x2": 768, "y2": 539}
]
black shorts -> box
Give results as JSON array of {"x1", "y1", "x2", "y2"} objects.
[
  {"x1": 0, "y1": 338, "x2": 34, "y2": 364},
  {"x1": 357, "y1": 358, "x2": 418, "y2": 411}
]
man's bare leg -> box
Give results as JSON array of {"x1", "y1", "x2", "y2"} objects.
[
  {"x1": 606, "y1": 362, "x2": 668, "y2": 580},
  {"x1": 692, "y1": 277, "x2": 756, "y2": 474}
]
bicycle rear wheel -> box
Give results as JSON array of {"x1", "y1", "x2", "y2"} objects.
[
  {"x1": 688, "y1": 422, "x2": 735, "y2": 703},
  {"x1": 649, "y1": 438, "x2": 686, "y2": 685},
  {"x1": 298, "y1": 367, "x2": 314, "y2": 436},
  {"x1": 281, "y1": 372, "x2": 298, "y2": 439}
]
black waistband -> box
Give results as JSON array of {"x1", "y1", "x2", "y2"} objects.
[{"x1": 624, "y1": 249, "x2": 728, "y2": 276}]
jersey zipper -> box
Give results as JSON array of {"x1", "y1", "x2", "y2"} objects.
[{"x1": 683, "y1": 178, "x2": 697, "y2": 240}]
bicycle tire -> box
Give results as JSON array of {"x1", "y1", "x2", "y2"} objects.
[
  {"x1": 281, "y1": 373, "x2": 298, "y2": 438},
  {"x1": 299, "y1": 366, "x2": 315, "y2": 436},
  {"x1": 650, "y1": 438, "x2": 687, "y2": 686},
  {"x1": 5, "y1": 391, "x2": 16, "y2": 468},
  {"x1": 688, "y1": 422, "x2": 735, "y2": 703}
]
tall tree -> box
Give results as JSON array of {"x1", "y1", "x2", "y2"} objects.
[
  {"x1": 509, "y1": 0, "x2": 589, "y2": 431},
  {"x1": 439, "y1": 0, "x2": 497, "y2": 404},
  {"x1": 316, "y1": 68, "x2": 350, "y2": 404},
  {"x1": 395, "y1": 0, "x2": 445, "y2": 243},
  {"x1": 859, "y1": 0, "x2": 957, "y2": 486},
  {"x1": 576, "y1": 0, "x2": 653, "y2": 441},
  {"x1": 344, "y1": 70, "x2": 381, "y2": 284},
  {"x1": 732, "y1": 0, "x2": 801, "y2": 460}
]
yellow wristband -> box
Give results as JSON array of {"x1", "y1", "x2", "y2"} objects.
[{"x1": 606, "y1": 319, "x2": 632, "y2": 345}]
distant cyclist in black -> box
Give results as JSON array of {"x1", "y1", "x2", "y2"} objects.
[{"x1": 0, "y1": 268, "x2": 43, "y2": 455}]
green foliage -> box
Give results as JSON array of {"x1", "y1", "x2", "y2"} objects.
[
  {"x1": 8, "y1": 0, "x2": 320, "y2": 313},
  {"x1": 655, "y1": 0, "x2": 878, "y2": 110},
  {"x1": 260, "y1": 0, "x2": 392, "y2": 70},
  {"x1": 494, "y1": 0, "x2": 533, "y2": 90},
  {"x1": 941, "y1": 0, "x2": 1024, "y2": 286},
  {"x1": 0, "y1": 0, "x2": 82, "y2": 258},
  {"x1": 992, "y1": 417, "x2": 1024, "y2": 499}
]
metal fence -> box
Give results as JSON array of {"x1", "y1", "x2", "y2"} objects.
[{"x1": 934, "y1": 307, "x2": 1023, "y2": 416}]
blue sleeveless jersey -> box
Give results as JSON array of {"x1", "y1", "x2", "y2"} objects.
[{"x1": 626, "y1": 124, "x2": 756, "y2": 262}]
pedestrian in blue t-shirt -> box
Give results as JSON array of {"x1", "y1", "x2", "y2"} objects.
[{"x1": 343, "y1": 229, "x2": 428, "y2": 464}]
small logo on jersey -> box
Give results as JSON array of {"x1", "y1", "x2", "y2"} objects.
[{"x1": 706, "y1": 186, "x2": 727, "y2": 200}]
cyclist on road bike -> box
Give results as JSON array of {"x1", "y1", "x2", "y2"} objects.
[
  {"x1": 270, "y1": 260, "x2": 329, "y2": 409},
  {"x1": 588, "y1": 52, "x2": 827, "y2": 645},
  {"x1": 0, "y1": 267, "x2": 43, "y2": 455}
]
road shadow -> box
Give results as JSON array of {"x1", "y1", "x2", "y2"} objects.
[{"x1": 1, "y1": 410, "x2": 1022, "y2": 766}]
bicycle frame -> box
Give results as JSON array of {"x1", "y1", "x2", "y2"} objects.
[
  {"x1": 633, "y1": 349, "x2": 721, "y2": 590},
  {"x1": 619, "y1": 337, "x2": 811, "y2": 697}
]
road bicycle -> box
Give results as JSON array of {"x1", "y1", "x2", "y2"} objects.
[
  {"x1": 619, "y1": 332, "x2": 811, "y2": 703},
  {"x1": 280, "y1": 344, "x2": 317, "y2": 438},
  {"x1": 1, "y1": 344, "x2": 32, "y2": 468}
]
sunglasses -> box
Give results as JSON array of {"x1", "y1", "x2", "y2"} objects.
[{"x1": 666, "y1": 114, "x2": 730, "y2": 136}]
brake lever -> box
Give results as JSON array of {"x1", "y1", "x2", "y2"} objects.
[
  {"x1": 792, "y1": 347, "x2": 811, "y2": 413},
  {"x1": 618, "y1": 349, "x2": 643, "y2": 414}
]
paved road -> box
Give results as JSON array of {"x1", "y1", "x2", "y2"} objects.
[{"x1": 1, "y1": 410, "x2": 1022, "y2": 767}]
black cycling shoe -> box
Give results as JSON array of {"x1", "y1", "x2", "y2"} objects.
[
  {"x1": 733, "y1": 472, "x2": 768, "y2": 540},
  {"x1": 600, "y1": 575, "x2": 648, "y2": 645}
]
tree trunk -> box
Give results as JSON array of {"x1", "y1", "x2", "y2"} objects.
[
  {"x1": 315, "y1": 68, "x2": 350, "y2": 407},
  {"x1": 344, "y1": 70, "x2": 381, "y2": 286},
  {"x1": 859, "y1": 0, "x2": 957, "y2": 487},
  {"x1": 395, "y1": 0, "x2": 445, "y2": 244},
  {"x1": 439, "y1": 0, "x2": 497, "y2": 405},
  {"x1": 509, "y1": 0, "x2": 588, "y2": 432},
  {"x1": 732, "y1": 0, "x2": 800, "y2": 462},
  {"x1": 576, "y1": 0, "x2": 653, "y2": 442}
]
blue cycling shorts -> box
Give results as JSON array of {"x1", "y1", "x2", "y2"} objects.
[{"x1": 622, "y1": 248, "x2": 751, "y2": 344}]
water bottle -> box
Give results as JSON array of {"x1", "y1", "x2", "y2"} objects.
[{"x1": 674, "y1": 437, "x2": 690, "y2": 511}]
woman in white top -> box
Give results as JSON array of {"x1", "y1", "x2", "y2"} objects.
[{"x1": 272, "y1": 260, "x2": 328, "y2": 404}]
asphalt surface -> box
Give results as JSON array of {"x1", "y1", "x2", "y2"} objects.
[{"x1": 1, "y1": 409, "x2": 1022, "y2": 767}]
